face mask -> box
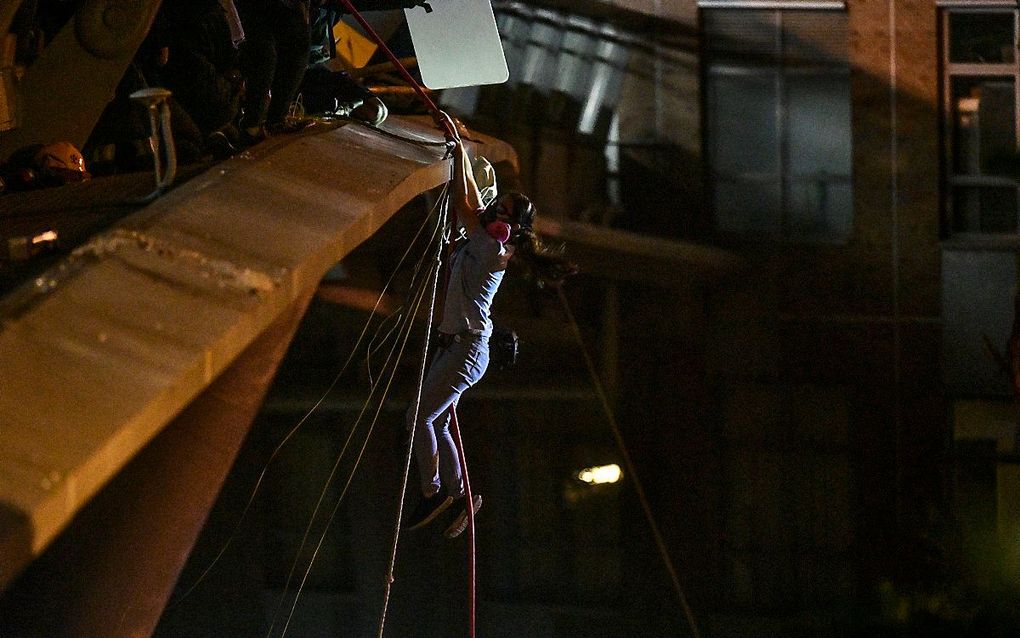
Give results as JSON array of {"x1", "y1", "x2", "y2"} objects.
[{"x1": 485, "y1": 220, "x2": 512, "y2": 242}]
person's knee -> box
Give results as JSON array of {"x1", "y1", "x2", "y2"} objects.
[{"x1": 407, "y1": 409, "x2": 436, "y2": 436}]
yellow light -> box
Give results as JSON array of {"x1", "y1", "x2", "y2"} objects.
[
  {"x1": 577, "y1": 464, "x2": 622, "y2": 485},
  {"x1": 33, "y1": 230, "x2": 58, "y2": 244}
]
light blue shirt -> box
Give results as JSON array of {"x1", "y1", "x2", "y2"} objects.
[{"x1": 439, "y1": 223, "x2": 508, "y2": 338}]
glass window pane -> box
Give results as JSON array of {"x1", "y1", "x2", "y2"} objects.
[
  {"x1": 951, "y1": 77, "x2": 1016, "y2": 176},
  {"x1": 555, "y1": 19, "x2": 596, "y2": 98},
  {"x1": 787, "y1": 179, "x2": 852, "y2": 238},
  {"x1": 949, "y1": 12, "x2": 1015, "y2": 64},
  {"x1": 705, "y1": 9, "x2": 852, "y2": 241},
  {"x1": 498, "y1": 12, "x2": 530, "y2": 83},
  {"x1": 715, "y1": 178, "x2": 781, "y2": 235},
  {"x1": 704, "y1": 10, "x2": 780, "y2": 62},
  {"x1": 787, "y1": 73, "x2": 852, "y2": 176},
  {"x1": 521, "y1": 19, "x2": 563, "y2": 89},
  {"x1": 782, "y1": 11, "x2": 849, "y2": 66},
  {"x1": 952, "y1": 186, "x2": 1018, "y2": 233},
  {"x1": 708, "y1": 72, "x2": 779, "y2": 174}
]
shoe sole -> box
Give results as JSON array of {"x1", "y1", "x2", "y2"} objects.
[
  {"x1": 405, "y1": 495, "x2": 454, "y2": 531},
  {"x1": 444, "y1": 494, "x2": 483, "y2": 539}
]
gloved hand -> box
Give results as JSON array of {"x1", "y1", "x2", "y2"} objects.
[{"x1": 435, "y1": 110, "x2": 461, "y2": 144}]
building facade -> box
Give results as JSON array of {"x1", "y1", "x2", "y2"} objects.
[{"x1": 439, "y1": 0, "x2": 1017, "y2": 633}]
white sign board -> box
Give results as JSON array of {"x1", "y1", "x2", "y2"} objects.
[{"x1": 404, "y1": 0, "x2": 509, "y2": 90}]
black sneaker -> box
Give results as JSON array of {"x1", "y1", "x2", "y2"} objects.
[
  {"x1": 444, "y1": 494, "x2": 482, "y2": 539},
  {"x1": 351, "y1": 97, "x2": 388, "y2": 126},
  {"x1": 405, "y1": 491, "x2": 454, "y2": 531},
  {"x1": 206, "y1": 130, "x2": 237, "y2": 159}
]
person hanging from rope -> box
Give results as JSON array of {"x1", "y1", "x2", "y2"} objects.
[{"x1": 404, "y1": 113, "x2": 577, "y2": 537}]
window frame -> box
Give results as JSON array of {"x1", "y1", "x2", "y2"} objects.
[
  {"x1": 702, "y1": 6, "x2": 854, "y2": 243},
  {"x1": 941, "y1": 4, "x2": 1020, "y2": 239}
]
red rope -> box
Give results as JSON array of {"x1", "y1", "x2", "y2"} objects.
[
  {"x1": 448, "y1": 406, "x2": 477, "y2": 638},
  {"x1": 443, "y1": 210, "x2": 478, "y2": 638}
]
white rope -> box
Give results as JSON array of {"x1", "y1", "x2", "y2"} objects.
[
  {"x1": 365, "y1": 193, "x2": 449, "y2": 385},
  {"x1": 167, "y1": 188, "x2": 447, "y2": 612},
  {"x1": 274, "y1": 239, "x2": 441, "y2": 637},
  {"x1": 270, "y1": 191, "x2": 448, "y2": 636},
  {"x1": 377, "y1": 190, "x2": 450, "y2": 638},
  {"x1": 556, "y1": 285, "x2": 702, "y2": 638}
]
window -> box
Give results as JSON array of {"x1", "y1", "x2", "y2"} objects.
[
  {"x1": 942, "y1": 7, "x2": 1020, "y2": 235},
  {"x1": 703, "y1": 7, "x2": 853, "y2": 241}
]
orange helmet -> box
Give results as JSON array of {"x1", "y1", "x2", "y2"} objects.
[{"x1": 33, "y1": 142, "x2": 90, "y2": 183}]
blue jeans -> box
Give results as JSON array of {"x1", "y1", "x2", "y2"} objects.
[{"x1": 407, "y1": 334, "x2": 489, "y2": 497}]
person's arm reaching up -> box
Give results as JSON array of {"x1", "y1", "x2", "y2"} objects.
[{"x1": 441, "y1": 112, "x2": 483, "y2": 233}]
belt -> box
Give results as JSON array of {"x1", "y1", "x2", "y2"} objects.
[{"x1": 437, "y1": 330, "x2": 483, "y2": 348}]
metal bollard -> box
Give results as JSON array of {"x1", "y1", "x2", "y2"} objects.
[{"x1": 129, "y1": 87, "x2": 177, "y2": 196}]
